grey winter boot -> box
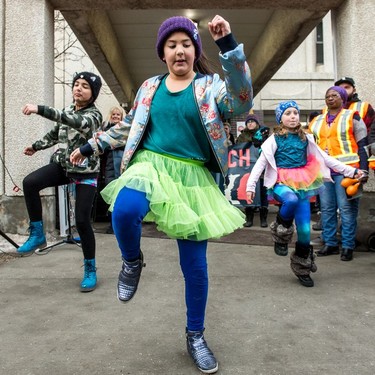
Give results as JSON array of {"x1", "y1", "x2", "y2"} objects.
[
  {"x1": 269, "y1": 214, "x2": 294, "y2": 256},
  {"x1": 290, "y1": 242, "x2": 317, "y2": 287},
  {"x1": 186, "y1": 328, "x2": 218, "y2": 374}
]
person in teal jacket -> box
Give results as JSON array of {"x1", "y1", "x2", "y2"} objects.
[{"x1": 71, "y1": 15, "x2": 252, "y2": 374}]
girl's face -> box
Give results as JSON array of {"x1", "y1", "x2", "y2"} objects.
[
  {"x1": 246, "y1": 120, "x2": 258, "y2": 130},
  {"x1": 325, "y1": 89, "x2": 343, "y2": 110},
  {"x1": 110, "y1": 109, "x2": 123, "y2": 123},
  {"x1": 281, "y1": 107, "x2": 300, "y2": 130},
  {"x1": 163, "y1": 31, "x2": 195, "y2": 78},
  {"x1": 73, "y1": 78, "x2": 92, "y2": 107}
]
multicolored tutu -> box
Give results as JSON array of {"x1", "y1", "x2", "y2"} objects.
[
  {"x1": 269, "y1": 154, "x2": 324, "y2": 199},
  {"x1": 101, "y1": 150, "x2": 245, "y2": 241}
]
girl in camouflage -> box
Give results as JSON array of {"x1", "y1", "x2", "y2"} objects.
[{"x1": 18, "y1": 71, "x2": 102, "y2": 293}]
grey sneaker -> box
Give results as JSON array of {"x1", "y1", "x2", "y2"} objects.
[
  {"x1": 312, "y1": 219, "x2": 322, "y2": 231},
  {"x1": 310, "y1": 236, "x2": 324, "y2": 246},
  {"x1": 186, "y1": 329, "x2": 218, "y2": 374},
  {"x1": 117, "y1": 251, "x2": 145, "y2": 303}
]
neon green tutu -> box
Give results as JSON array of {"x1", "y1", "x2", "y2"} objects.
[{"x1": 101, "y1": 149, "x2": 245, "y2": 241}]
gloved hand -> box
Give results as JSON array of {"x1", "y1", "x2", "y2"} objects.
[{"x1": 253, "y1": 127, "x2": 269, "y2": 147}]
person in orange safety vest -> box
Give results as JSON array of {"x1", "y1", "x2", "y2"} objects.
[
  {"x1": 309, "y1": 86, "x2": 368, "y2": 262},
  {"x1": 334, "y1": 77, "x2": 375, "y2": 170}
]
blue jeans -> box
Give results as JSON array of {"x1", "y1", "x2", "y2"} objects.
[
  {"x1": 112, "y1": 149, "x2": 124, "y2": 179},
  {"x1": 112, "y1": 187, "x2": 208, "y2": 331},
  {"x1": 319, "y1": 175, "x2": 359, "y2": 249}
]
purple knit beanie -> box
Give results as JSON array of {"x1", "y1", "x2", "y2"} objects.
[
  {"x1": 326, "y1": 86, "x2": 348, "y2": 105},
  {"x1": 245, "y1": 114, "x2": 260, "y2": 125},
  {"x1": 156, "y1": 16, "x2": 202, "y2": 61}
]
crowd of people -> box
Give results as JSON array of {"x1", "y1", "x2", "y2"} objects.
[{"x1": 16, "y1": 14, "x2": 375, "y2": 375}]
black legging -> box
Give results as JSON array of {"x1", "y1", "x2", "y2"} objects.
[{"x1": 23, "y1": 163, "x2": 96, "y2": 259}]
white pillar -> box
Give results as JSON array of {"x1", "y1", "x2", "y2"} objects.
[
  {"x1": 0, "y1": 0, "x2": 55, "y2": 233},
  {"x1": 334, "y1": 0, "x2": 375, "y2": 107},
  {"x1": 334, "y1": 0, "x2": 375, "y2": 215}
]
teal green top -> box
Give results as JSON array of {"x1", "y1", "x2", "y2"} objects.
[
  {"x1": 142, "y1": 75, "x2": 210, "y2": 162},
  {"x1": 275, "y1": 133, "x2": 307, "y2": 168}
]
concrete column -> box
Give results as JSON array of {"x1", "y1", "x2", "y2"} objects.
[
  {"x1": 334, "y1": 0, "x2": 375, "y2": 107},
  {"x1": 0, "y1": 0, "x2": 55, "y2": 233},
  {"x1": 334, "y1": 0, "x2": 375, "y2": 243}
]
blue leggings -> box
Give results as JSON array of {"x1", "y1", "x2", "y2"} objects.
[
  {"x1": 112, "y1": 187, "x2": 208, "y2": 331},
  {"x1": 273, "y1": 184, "x2": 311, "y2": 246}
]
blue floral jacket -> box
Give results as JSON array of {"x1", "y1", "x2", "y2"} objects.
[{"x1": 89, "y1": 44, "x2": 253, "y2": 175}]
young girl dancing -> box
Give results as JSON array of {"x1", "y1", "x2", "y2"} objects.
[
  {"x1": 71, "y1": 15, "x2": 252, "y2": 373},
  {"x1": 246, "y1": 101, "x2": 364, "y2": 287}
]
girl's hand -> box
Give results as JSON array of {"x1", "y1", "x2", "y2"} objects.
[
  {"x1": 355, "y1": 169, "x2": 369, "y2": 183},
  {"x1": 208, "y1": 15, "x2": 231, "y2": 41},
  {"x1": 24, "y1": 146, "x2": 36, "y2": 156},
  {"x1": 246, "y1": 191, "x2": 255, "y2": 204},
  {"x1": 22, "y1": 104, "x2": 38, "y2": 115},
  {"x1": 70, "y1": 148, "x2": 86, "y2": 165}
]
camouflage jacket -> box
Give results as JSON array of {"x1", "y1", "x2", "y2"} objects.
[{"x1": 32, "y1": 103, "x2": 102, "y2": 177}]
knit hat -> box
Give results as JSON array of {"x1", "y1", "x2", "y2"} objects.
[
  {"x1": 335, "y1": 76, "x2": 355, "y2": 87},
  {"x1": 245, "y1": 114, "x2": 260, "y2": 126},
  {"x1": 72, "y1": 71, "x2": 102, "y2": 103},
  {"x1": 156, "y1": 16, "x2": 202, "y2": 61},
  {"x1": 326, "y1": 86, "x2": 348, "y2": 104},
  {"x1": 275, "y1": 100, "x2": 300, "y2": 124}
]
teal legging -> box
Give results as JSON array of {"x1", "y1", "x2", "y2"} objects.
[
  {"x1": 112, "y1": 187, "x2": 208, "y2": 331},
  {"x1": 273, "y1": 184, "x2": 311, "y2": 246}
]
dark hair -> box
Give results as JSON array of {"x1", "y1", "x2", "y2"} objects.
[
  {"x1": 308, "y1": 111, "x2": 320, "y2": 122},
  {"x1": 194, "y1": 50, "x2": 219, "y2": 75}
]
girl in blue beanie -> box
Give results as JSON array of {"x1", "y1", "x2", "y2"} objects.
[{"x1": 246, "y1": 100, "x2": 364, "y2": 288}]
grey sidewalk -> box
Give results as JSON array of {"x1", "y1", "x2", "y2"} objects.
[{"x1": 1, "y1": 232, "x2": 375, "y2": 375}]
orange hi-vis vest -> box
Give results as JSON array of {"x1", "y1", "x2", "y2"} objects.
[
  {"x1": 368, "y1": 154, "x2": 375, "y2": 170},
  {"x1": 309, "y1": 109, "x2": 359, "y2": 167},
  {"x1": 348, "y1": 101, "x2": 369, "y2": 120},
  {"x1": 349, "y1": 102, "x2": 375, "y2": 169},
  {"x1": 323, "y1": 101, "x2": 369, "y2": 122}
]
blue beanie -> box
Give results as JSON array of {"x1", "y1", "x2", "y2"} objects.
[
  {"x1": 275, "y1": 100, "x2": 300, "y2": 124},
  {"x1": 156, "y1": 16, "x2": 202, "y2": 61}
]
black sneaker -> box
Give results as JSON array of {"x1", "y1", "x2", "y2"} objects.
[
  {"x1": 312, "y1": 221, "x2": 322, "y2": 231},
  {"x1": 297, "y1": 275, "x2": 314, "y2": 287},
  {"x1": 316, "y1": 245, "x2": 340, "y2": 257},
  {"x1": 340, "y1": 248, "x2": 353, "y2": 261},
  {"x1": 274, "y1": 242, "x2": 288, "y2": 256}
]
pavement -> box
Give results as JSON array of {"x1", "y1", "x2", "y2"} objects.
[{"x1": 1, "y1": 222, "x2": 375, "y2": 375}]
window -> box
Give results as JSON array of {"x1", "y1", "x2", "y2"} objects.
[{"x1": 316, "y1": 22, "x2": 324, "y2": 64}]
